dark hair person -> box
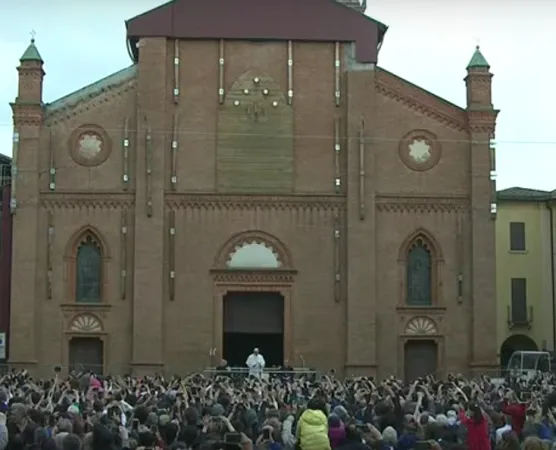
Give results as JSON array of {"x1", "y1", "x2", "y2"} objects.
[{"x1": 459, "y1": 403, "x2": 490, "y2": 450}]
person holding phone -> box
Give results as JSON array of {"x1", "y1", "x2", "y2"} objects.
[{"x1": 256, "y1": 421, "x2": 282, "y2": 450}]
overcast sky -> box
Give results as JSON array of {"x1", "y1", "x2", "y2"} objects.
[{"x1": 0, "y1": 0, "x2": 554, "y2": 191}]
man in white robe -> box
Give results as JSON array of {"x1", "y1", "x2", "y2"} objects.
[{"x1": 246, "y1": 348, "x2": 265, "y2": 378}]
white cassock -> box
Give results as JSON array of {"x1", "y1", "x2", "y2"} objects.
[{"x1": 246, "y1": 353, "x2": 265, "y2": 378}]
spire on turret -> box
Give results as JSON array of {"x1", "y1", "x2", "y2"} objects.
[
  {"x1": 14, "y1": 31, "x2": 45, "y2": 107},
  {"x1": 20, "y1": 32, "x2": 43, "y2": 64},
  {"x1": 466, "y1": 45, "x2": 489, "y2": 70},
  {"x1": 464, "y1": 45, "x2": 493, "y2": 110}
]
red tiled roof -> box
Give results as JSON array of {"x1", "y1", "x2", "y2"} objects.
[{"x1": 126, "y1": 0, "x2": 387, "y2": 63}]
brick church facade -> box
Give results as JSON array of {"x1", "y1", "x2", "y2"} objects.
[{"x1": 8, "y1": 0, "x2": 499, "y2": 378}]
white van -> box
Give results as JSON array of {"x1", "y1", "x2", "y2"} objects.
[{"x1": 507, "y1": 351, "x2": 551, "y2": 380}]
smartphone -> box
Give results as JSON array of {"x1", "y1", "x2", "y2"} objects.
[
  {"x1": 224, "y1": 432, "x2": 242, "y2": 444},
  {"x1": 415, "y1": 441, "x2": 432, "y2": 450},
  {"x1": 132, "y1": 419, "x2": 139, "y2": 431},
  {"x1": 263, "y1": 429, "x2": 271, "y2": 440}
]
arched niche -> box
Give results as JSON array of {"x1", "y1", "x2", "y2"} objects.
[{"x1": 217, "y1": 70, "x2": 294, "y2": 194}]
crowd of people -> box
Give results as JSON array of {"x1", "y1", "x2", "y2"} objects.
[{"x1": 0, "y1": 363, "x2": 554, "y2": 450}]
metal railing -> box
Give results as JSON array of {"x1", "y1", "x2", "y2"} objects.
[
  {"x1": 0, "y1": 362, "x2": 509, "y2": 382},
  {"x1": 203, "y1": 367, "x2": 320, "y2": 380}
]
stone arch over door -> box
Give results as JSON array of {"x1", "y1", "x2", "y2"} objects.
[
  {"x1": 398, "y1": 228, "x2": 444, "y2": 307},
  {"x1": 217, "y1": 69, "x2": 294, "y2": 193},
  {"x1": 211, "y1": 230, "x2": 296, "y2": 367},
  {"x1": 64, "y1": 226, "x2": 110, "y2": 304},
  {"x1": 64, "y1": 313, "x2": 107, "y2": 374}
]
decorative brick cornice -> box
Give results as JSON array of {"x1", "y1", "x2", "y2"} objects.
[
  {"x1": 375, "y1": 68, "x2": 467, "y2": 132},
  {"x1": 376, "y1": 194, "x2": 468, "y2": 213},
  {"x1": 12, "y1": 115, "x2": 43, "y2": 127},
  {"x1": 45, "y1": 81, "x2": 136, "y2": 126},
  {"x1": 11, "y1": 102, "x2": 44, "y2": 127},
  {"x1": 165, "y1": 193, "x2": 345, "y2": 212},
  {"x1": 211, "y1": 269, "x2": 296, "y2": 284},
  {"x1": 467, "y1": 109, "x2": 499, "y2": 135},
  {"x1": 41, "y1": 192, "x2": 134, "y2": 210}
]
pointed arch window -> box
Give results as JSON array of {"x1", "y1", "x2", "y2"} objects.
[
  {"x1": 76, "y1": 235, "x2": 102, "y2": 303},
  {"x1": 406, "y1": 237, "x2": 433, "y2": 306}
]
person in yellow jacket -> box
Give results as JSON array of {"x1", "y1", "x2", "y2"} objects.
[{"x1": 296, "y1": 397, "x2": 331, "y2": 450}]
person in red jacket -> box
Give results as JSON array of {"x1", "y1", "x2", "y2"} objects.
[
  {"x1": 502, "y1": 392, "x2": 526, "y2": 437},
  {"x1": 459, "y1": 404, "x2": 490, "y2": 450}
]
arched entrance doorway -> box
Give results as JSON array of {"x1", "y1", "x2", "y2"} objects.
[
  {"x1": 211, "y1": 231, "x2": 296, "y2": 368},
  {"x1": 402, "y1": 316, "x2": 441, "y2": 380},
  {"x1": 66, "y1": 313, "x2": 105, "y2": 374},
  {"x1": 500, "y1": 334, "x2": 538, "y2": 369}
]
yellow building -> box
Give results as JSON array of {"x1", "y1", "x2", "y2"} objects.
[{"x1": 496, "y1": 187, "x2": 556, "y2": 367}]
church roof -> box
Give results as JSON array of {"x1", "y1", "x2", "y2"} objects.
[{"x1": 126, "y1": 0, "x2": 387, "y2": 63}]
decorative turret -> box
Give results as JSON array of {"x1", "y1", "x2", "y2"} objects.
[
  {"x1": 464, "y1": 46, "x2": 492, "y2": 110},
  {"x1": 464, "y1": 45, "x2": 499, "y2": 374},
  {"x1": 15, "y1": 36, "x2": 44, "y2": 106},
  {"x1": 336, "y1": 0, "x2": 366, "y2": 13}
]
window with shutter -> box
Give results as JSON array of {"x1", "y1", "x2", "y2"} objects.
[
  {"x1": 511, "y1": 278, "x2": 528, "y2": 325},
  {"x1": 509, "y1": 222, "x2": 526, "y2": 251}
]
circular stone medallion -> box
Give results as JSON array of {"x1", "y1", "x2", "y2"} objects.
[
  {"x1": 69, "y1": 124, "x2": 111, "y2": 167},
  {"x1": 399, "y1": 130, "x2": 441, "y2": 172}
]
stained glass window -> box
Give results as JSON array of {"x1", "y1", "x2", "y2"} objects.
[
  {"x1": 406, "y1": 238, "x2": 432, "y2": 306},
  {"x1": 76, "y1": 236, "x2": 101, "y2": 303}
]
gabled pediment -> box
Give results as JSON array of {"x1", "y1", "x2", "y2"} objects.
[
  {"x1": 45, "y1": 65, "x2": 137, "y2": 124},
  {"x1": 376, "y1": 67, "x2": 466, "y2": 131}
]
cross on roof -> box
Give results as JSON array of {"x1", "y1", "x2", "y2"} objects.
[{"x1": 30, "y1": 30, "x2": 36, "y2": 42}]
